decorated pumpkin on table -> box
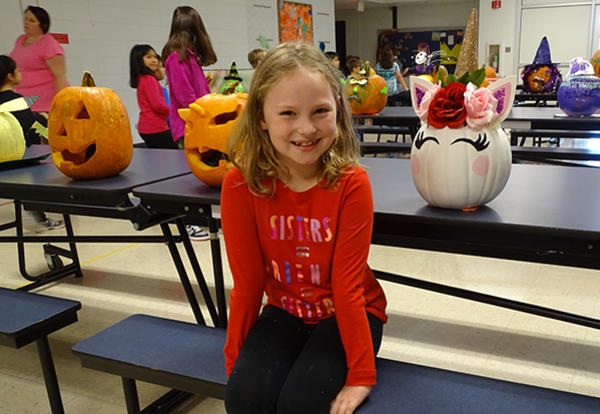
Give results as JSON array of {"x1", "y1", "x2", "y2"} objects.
[
  {"x1": 480, "y1": 66, "x2": 497, "y2": 88},
  {"x1": 346, "y1": 61, "x2": 387, "y2": 115},
  {"x1": 592, "y1": 49, "x2": 600, "y2": 78},
  {"x1": 409, "y1": 8, "x2": 516, "y2": 211},
  {"x1": 0, "y1": 96, "x2": 36, "y2": 163},
  {"x1": 218, "y1": 62, "x2": 246, "y2": 95},
  {"x1": 520, "y1": 36, "x2": 562, "y2": 94},
  {"x1": 557, "y1": 57, "x2": 600, "y2": 117},
  {"x1": 48, "y1": 72, "x2": 132, "y2": 179},
  {"x1": 178, "y1": 93, "x2": 247, "y2": 187}
]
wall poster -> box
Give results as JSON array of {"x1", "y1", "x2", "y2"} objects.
[{"x1": 278, "y1": 1, "x2": 313, "y2": 43}]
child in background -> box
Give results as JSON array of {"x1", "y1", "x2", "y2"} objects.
[
  {"x1": 161, "y1": 6, "x2": 217, "y2": 148},
  {"x1": 0, "y1": 55, "x2": 46, "y2": 146},
  {"x1": 246, "y1": 48, "x2": 267, "y2": 88},
  {"x1": 222, "y1": 42, "x2": 387, "y2": 414},
  {"x1": 325, "y1": 50, "x2": 345, "y2": 82},
  {"x1": 129, "y1": 44, "x2": 176, "y2": 149},
  {"x1": 375, "y1": 46, "x2": 409, "y2": 106},
  {"x1": 247, "y1": 48, "x2": 267, "y2": 69},
  {"x1": 346, "y1": 55, "x2": 362, "y2": 77},
  {"x1": 0, "y1": 55, "x2": 63, "y2": 232}
]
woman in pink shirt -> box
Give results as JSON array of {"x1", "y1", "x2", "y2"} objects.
[
  {"x1": 10, "y1": 6, "x2": 68, "y2": 114},
  {"x1": 129, "y1": 44, "x2": 176, "y2": 149}
]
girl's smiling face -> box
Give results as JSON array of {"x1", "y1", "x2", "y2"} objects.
[
  {"x1": 261, "y1": 68, "x2": 337, "y2": 180},
  {"x1": 143, "y1": 50, "x2": 159, "y2": 73}
]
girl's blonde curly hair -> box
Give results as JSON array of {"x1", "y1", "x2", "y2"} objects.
[{"x1": 228, "y1": 42, "x2": 359, "y2": 196}]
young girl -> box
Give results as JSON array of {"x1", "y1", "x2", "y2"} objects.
[
  {"x1": 375, "y1": 46, "x2": 409, "y2": 106},
  {"x1": 0, "y1": 55, "x2": 45, "y2": 146},
  {"x1": 161, "y1": 6, "x2": 217, "y2": 148},
  {"x1": 0, "y1": 55, "x2": 63, "y2": 232},
  {"x1": 221, "y1": 43, "x2": 387, "y2": 414},
  {"x1": 129, "y1": 44, "x2": 176, "y2": 149}
]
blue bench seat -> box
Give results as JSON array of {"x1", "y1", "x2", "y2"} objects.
[
  {"x1": 72, "y1": 314, "x2": 600, "y2": 413},
  {"x1": 0, "y1": 287, "x2": 81, "y2": 414}
]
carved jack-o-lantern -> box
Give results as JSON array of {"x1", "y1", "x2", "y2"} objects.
[
  {"x1": 48, "y1": 72, "x2": 132, "y2": 179},
  {"x1": 179, "y1": 93, "x2": 247, "y2": 186},
  {"x1": 346, "y1": 62, "x2": 387, "y2": 115},
  {"x1": 410, "y1": 76, "x2": 516, "y2": 210}
]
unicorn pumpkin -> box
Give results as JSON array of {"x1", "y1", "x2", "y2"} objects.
[{"x1": 409, "y1": 75, "x2": 517, "y2": 210}]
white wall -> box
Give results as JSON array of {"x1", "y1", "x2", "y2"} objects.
[
  {"x1": 478, "y1": 0, "x2": 517, "y2": 77},
  {"x1": 336, "y1": 1, "x2": 477, "y2": 65},
  {"x1": 1, "y1": 0, "x2": 335, "y2": 141}
]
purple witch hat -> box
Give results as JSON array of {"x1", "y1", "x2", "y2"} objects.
[{"x1": 521, "y1": 36, "x2": 562, "y2": 93}]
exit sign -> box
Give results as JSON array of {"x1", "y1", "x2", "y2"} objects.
[{"x1": 492, "y1": 0, "x2": 501, "y2": 9}]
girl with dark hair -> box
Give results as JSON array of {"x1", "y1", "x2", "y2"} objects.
[
  {"x1": 10, "y1": 5, "x2": 69, "y2": 114},
  {"x1": 161, "y1": 6, "x2": 217, "y2": 148},
  {"x1": 129, "y1": 44, "x2": 176, "y2": 149},
  {"x1": 0, "y1": 54, "x2": 63, "y2": 232},
  {"x1": 375, "y1": 46, "x2": 409, "y2": 106},
  {"x1": 0, "y1": 55, "x2": 46, "y2": 146},
  {"x1": 160, "y1": 6, "x2": 216, "y2": 242}
]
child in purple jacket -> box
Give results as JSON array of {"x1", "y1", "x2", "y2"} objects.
[{"x1": 161, "y1": 6, "x2": 217, "y2": 148}]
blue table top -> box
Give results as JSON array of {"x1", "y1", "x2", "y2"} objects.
[
  {"x1": 0, "y1": 146, "x2": 191, "y2": 194},
  {"x1": 0, "y1": 288, "x2": 81, "y2": 347}
]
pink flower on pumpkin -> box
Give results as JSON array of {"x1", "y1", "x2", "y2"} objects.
[
  {"x1": 464, "y1": 83, "x2": 498, "y2": 130},
  {"x1": 416, "y1": 83, "x2": 441, "y2": 121}
]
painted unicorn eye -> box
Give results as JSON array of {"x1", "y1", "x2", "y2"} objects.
[
  {"x1": 414, "y1": 130, "x2": 440, "y2": 150},
  {"x1": 451, "y1": 133, "x2": 490, "y2": 151}
]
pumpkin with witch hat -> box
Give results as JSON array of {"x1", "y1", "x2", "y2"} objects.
[
  {"x1": 219, "y1": 62, "x2": 246, "y2": 94},
  {"x1": 521, "y1": 37, "x2": 562, "y2": 94}
]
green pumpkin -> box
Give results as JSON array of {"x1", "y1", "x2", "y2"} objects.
[{"x1": 0, "y1": 98, "x2": 27, "y2": 163}]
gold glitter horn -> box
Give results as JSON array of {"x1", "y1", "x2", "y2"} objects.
[{"x1": 454, "y1": 8, "x2": 478, "y2": 78}]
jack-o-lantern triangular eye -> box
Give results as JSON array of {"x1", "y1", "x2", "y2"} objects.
[
  {"x1": 75, "y1": 104, "x2": 90, "y2": 119},
  {"x1": 57, "y1": 124, "x2": 67, "y2": 137},
  {"x1": 214, "y1": 111, "x2": 238, "y2": 125}
]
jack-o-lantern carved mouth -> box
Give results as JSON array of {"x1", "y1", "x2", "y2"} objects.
[
  {"x1": 200, "y1": 149, "x2": 228, "y2": 167},
  {"x1": 60, "y1": 144, "x2": 97, "y2": 165}
]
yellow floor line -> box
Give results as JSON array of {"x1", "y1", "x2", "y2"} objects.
[{"x1": 12, "y1": 242, "x2": 140, "y2": 289}]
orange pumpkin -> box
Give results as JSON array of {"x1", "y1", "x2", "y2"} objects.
[
  {"x1": 346, "y1": 61, "x2": 387, "y2": 115},
  {"x1": 179, "y1": 93, "x2": 247, "y2": 186},
  {"x1": 525, "y1": 66, "x2": 552, "y2": 93},
  {"x1": 481, "y1": 66, "x2": 497, "y2": 88},
  {"x1": 592, "y1": 49, "x2": 600, "y2": 78},
  {"x1": 48, "y1": 72, "x2": 132, "y2": 179}
]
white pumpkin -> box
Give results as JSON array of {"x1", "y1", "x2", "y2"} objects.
[
  {"x1": 409, "y1": 75, "x2": 517, "y2": 210},
  {"x1": 0, "y1": 98, "x2": 26, "y2": 163}
]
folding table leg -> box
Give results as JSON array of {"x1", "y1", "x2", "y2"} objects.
[
  {"x1": 160, "y1": 223, "x2": 206, "y2": 325},
  {"x1": 14, "y1": 200, "x2": 81, "y2": 288},
  {"x1": 174, "y1": 218, "x2": 219, "y2": 326},
  {"x1": 36, "y1": 336, "x2": 65, "y2": 414},
  {"x1": 208, "y1": 217, "x2": 228, "y2": 329},
  {"x1": 122, "y1": 377, "x2": 141, "y2": 414}
]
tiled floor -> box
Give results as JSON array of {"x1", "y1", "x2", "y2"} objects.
[{"x1": 1, "y1": 144, "x2": 600, "y2": 412}]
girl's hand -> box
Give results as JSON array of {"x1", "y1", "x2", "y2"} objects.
[{"x1": 330, "y1": 385, "x2": 372, "y2": 414}]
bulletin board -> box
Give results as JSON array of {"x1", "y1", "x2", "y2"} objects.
[
  {"x1": 377, "y1": 28, "x2": 464, "y2": 75},
  {"x1": 278, "y1": 1, "x2": 313, "y2": 43}
]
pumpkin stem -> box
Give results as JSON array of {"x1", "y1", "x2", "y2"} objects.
[
  {"x1": 81, "y1": 71, "x2": 96, "y2": 87},
  {"x1": 365, "y1": 61, "x2": 371, "y2": 76}
]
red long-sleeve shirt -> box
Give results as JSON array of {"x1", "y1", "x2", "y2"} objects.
[
  {"x1": 136, "y1": 74, "x2": 169, "y2": 134},
  {"x1": 221, "y1": 166, "x2": 387, "y2": 386}
]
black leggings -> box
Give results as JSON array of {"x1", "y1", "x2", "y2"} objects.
[
  {"x1": 139, "y1": 130, "x2": 178, "y2": 149},
  {"x1": 225, "y1": 305, "x2": 383, "y2": 414}
]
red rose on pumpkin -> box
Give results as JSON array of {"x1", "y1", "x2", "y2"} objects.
[{"x1": 427, "y1": 82, "x2": 467, "y2": 128}]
